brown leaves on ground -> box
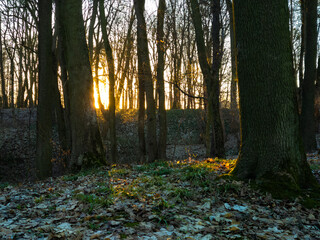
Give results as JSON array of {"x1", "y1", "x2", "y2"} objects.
[{"x1": 0, "y1": 157, "x2": 320, "y2": 239}]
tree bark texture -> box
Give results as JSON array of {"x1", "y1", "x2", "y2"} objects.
[
  {"x1": 99, "y1": 0, "x2": 117, "y2": 163},
  {"x1": 56, "y1": 0, "x2": 72, "y2": 150},
  {"x1": 36, "y1": 0, "x2": 53, "y2": 179},
  {"x1": 231, "y1": 0, "x2": 317, "y2": 192},
  {"x1": 300, "y1": 0, "x2": 318, "y2": 152},
  {"x1": 63, "y1": 0, "x2": 106, "y2": 169},
  {"x1": 157, "y1": 0, "x2": 167, "y2": 159},
  {"x1": 134, "y1": 0, "x2": 158, "y2": 162},
  {"x1": 189, "y1": 0, "x2": 225, "y2": 158}
]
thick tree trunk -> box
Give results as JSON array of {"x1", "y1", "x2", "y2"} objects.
[
  {"x1": 231, "y1": 0, "x2": 317, "y2": 194},
  {"x1": 99, "y1": 0, "x2": 117, "y2": 163},
  {"x1": 52, "y1": 11, "x2": 68, "y2": 152},
  {"x1": 56, "y1": 0, "x2": 71, "y2": 150},
  {"x1": 157, "y1": 0, "x2": 167, "y2": 160},
  {"x1": 134, "y1": 0, "x2": 158, "y2": 162},
  {"x1": 63, "y1": 0, "x2": 106, "y2": 170},
  {"x1": 210, "y1": 0, "x2": 225, "y2": 157},
  {"x1": 300, "y1": 0, "x2": 318, "y2": 152},
  {"x1": 36, "y1": 0, "x2": 53, "y2": 179},
  {"x1": 189, "y1": 0, "x2": 225, "y2": 158}
]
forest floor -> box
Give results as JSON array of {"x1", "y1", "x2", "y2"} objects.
[
  {"x1": 0, "y1": 157, "x2": 320, "y2": 239},
  {"x1": 0, "y1": 108, "x2": 320, "y2": 239}
]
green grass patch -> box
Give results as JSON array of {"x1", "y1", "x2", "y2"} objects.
[
  {"x1": 109, "y1": 168, "x2": 130, "y2": 177},
  {"x1": 124, "y1": 222, "x2": 139, "y2": 228},
  {"x1": 0, "y1": 182, "x2": 9, "y2": 189},
  {"x1": 168, "y1": 187, "x2": 194, "y2": 201},
  {"x1": 74, "y1": 193, "x2": 113, "y2": 207}
]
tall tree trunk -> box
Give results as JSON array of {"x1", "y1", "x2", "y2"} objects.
[
  {"x1": 99, "y1": 0, "x2": 117, "y2": 162},
  {"x1": 52, "y1": 5, "x2": 68, "y2": 151},
  {"x1": 210, "y1": 0, "x2": 225, "y2": 157},
  {"x1": 17, "y1": 48, "x2": 23, "y2": 108},
  {"x1": 94, "y1": 41, "x2": 104, "y2": 110},
  {"x1": 298, "y1": 0, "x2": 306, "y2": 105},
  {"x1": 56, "y1": 0, "x2": 72, "y2": 150},
  {"x1": 36, "y1": 0, "x2": 53, "y2": 179},
  {"x1": 9, "y1": 55, "x2": 14, "y2": 108},
  {"x1": 171, "y1": 1, "x2": 180, "y2": 110},
  {"x1": 157, "y1": 0, "x2": 167, "y2": 160},
  {"x1": 189, "y1": 0, "x2": 225, "y2": 158},
  {"x1": 0, "y1": 16, "x2": 8, "y2": 108},
  {"x1": 226, "y1": 0, "x2": 237, "y2": 111},
  {"x1": 128, "y1": 53, "x2": 134, "y2": 109},
  {"x1": 27, "y1": 51, "x2": 34, "y2": 107},
  {"x1": 88, "y1": 0, "x2": 98, "y2": 65},
  {"x1": 231, "y1": 0, "x2": 318, "y2": 195},
  {"x1": 33, "y1": 53, "x2": 38, "y2": 106},
  {"x1": 134, "y1": 0, "x2": 158, "y2": 162},
  {"x1": 63, "y1": 0, "x2": 106, "y2": 170},
  {"x1": 300, "y1": 0, "x2": 318, "y2": 152}
]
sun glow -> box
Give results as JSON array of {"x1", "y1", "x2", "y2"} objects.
[{"x1": 93, "y1": 64, "x2": 109, "y2": 109}]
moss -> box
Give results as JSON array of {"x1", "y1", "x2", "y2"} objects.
[
  {"x1": 300, "y1": 186, "x2": 320, "y2": 209},
  {"x1": 0, "y1": 182, "x2": 9, "y2": 189},
  {"x1": 124, "y1": 222, "x2": 139, "y2": 228},
  {"x1": 255, "y1": 173, "x2": 301, "y2": 200},
  {"x1": 301, "y1": 197, "x2": 320, "y2": 209},
  {"x1": 120, "y1": 234, "x2": 128, "y2": 239},
  {"x1": 238, "y1": 172, "x2": 320, "y2": 209}
]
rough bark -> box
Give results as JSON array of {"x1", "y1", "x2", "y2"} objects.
[
  {"x1": 157, "y1": 0, "x2": 167, "y2": 160},
  {"x1": 36, "y1": 0, "x2": 53, "y2": 179},
  {"x1": 99, "y1": 0, "x2": 117, "y2": 163},
  {"x1": 300, "y1": 0, "x2": 318, "y2": 152},
  {"x1": 52, "y1": 7, "x2": 68, "y2": 152},
  {"x1": 134, "y1": 0, "x2": 158, "y2": 162},
  {"x1": 56, "y1": 0, "x2": 71, "y2": 150},
  {"x1": 63, "y1": 0, "x2": 106, "y2": 170},
  {"x1": 189, "y1": 0, "x2": 225, "y2": 158},
  {"x1": 231, "y1": 0, "x2": 318, "y2": 194}
]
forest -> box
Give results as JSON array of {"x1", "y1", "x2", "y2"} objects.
[{"x1": 0, "y1": 0, "x2": 320, "y2": 239}]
